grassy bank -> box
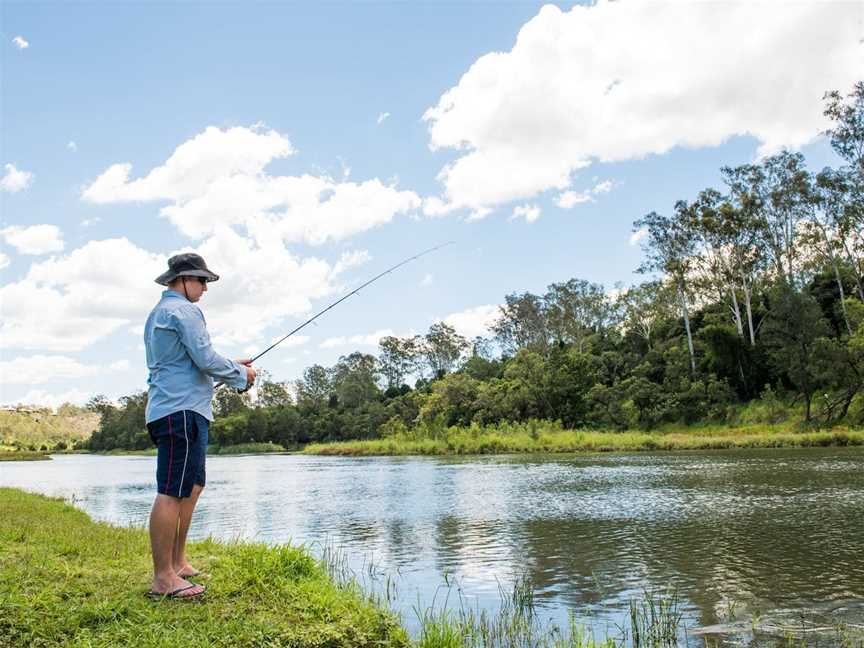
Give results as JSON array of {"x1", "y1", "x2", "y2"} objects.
[
  {"x1": 0, "y1": 488, "x2": 407, "y2": 647},
  {"x1": 304, "y1": 420, "x2": 864, "y2": 456},
  {"x1": 0, "y1": 451, "x2": 51, "y2": 462}
]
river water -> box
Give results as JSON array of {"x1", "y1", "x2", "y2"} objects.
[{"x1": 2, "y1": 448, "x2": 863, "y2": 644}]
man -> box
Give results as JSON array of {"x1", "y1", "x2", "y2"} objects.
[{"x1": 144, "y1": 252, "x2": 255, "y2": 599}]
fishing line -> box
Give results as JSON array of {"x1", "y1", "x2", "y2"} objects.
[{"x1": 221, "y1": 241, "x2": 455, "y2": 390}]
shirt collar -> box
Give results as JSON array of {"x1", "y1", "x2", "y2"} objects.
[{"x1": 162, "y1": 289, "x2": 186, "y2": 300}]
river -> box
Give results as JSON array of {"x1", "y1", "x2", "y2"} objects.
[{"x1": 2, "y1": 448, "x2": 863, "y2": 644}]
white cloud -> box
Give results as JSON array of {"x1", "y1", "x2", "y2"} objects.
[
  {"x1": 1, "y1": 163, "x2": 34, "y2": 193},
  {"x1": 67, "y1": 141, "x2": 78, "y2": 152},
  {"x1": 422, "y1": 1, "x2": 861, "y2": 214},
  {"x1": 629, "y1": 227, "x2": 648, "y2": 246},
  {"x1": 9, "y1": 389, "x2": 92, "y2": 411},
  {"x1": 0, "y1": 355, "x2": 128, "y2": 386},
  {"x1": 80, "y1": 217, "x2": 100, "y2": 227},
  {"x1": 511, "y1": 204, "x2": 541, "y2": 224},
  {"x1": 12, "y1": 36, "x2": 29, "y2": 50},
  {"x1": 441, "y1": 304, "x2": 500, "y2": 339},
  {"x1": 0, "y1": 224, "x2": 65, "y2": 255},
  {"x1": 0, "y1": 238, "x2": 165, "y2": 352},
  {"x1": 420, "y1": 273, "x2": 433, "y2": 287},
  {"x1": 377, "y1": 112, "x2": 390, "y2": 125},
  {"x1": 319, "y1": 328, "x2": 396, "y2": 349},
  {"x1": 0, "y1": 252, "x2": 9, "y2": 271},
  {"x1": 556, "y1": 178, "x2": 614, "y2": 209},
  {"x1": 82, "y1": 125, "x2": 421, "y2": 244},
  {"x1": 0, "y1": 227, "x2": 366, "y2": 354}
]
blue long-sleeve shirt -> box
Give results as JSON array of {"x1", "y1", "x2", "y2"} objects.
[{"x1": 144, "y1": 290, "x2": 247, "y2": 423}]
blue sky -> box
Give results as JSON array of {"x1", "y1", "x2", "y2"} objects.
[{"x1": 0, "y1": 1, "x2": 860, "y2": 407}]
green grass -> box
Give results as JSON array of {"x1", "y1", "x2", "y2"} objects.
[
  {"x1": 304, "y1": 420, "x2": 864, "y2": 456},
  {"x1": 0, "y1": 488, "x2": 408, "y2": 648},
  {"x1": 209, "y1": 442, "x2": 288, "y2": 455},
  {"x1": 0, "y1": 451, "x2": 51, "y2": 462}
]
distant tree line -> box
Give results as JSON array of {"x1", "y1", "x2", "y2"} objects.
[{"x1": 85, "y1": 82, "x2": 864, "y2": 451}]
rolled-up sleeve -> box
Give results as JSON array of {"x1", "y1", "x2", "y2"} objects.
[{"x1": 173, "y1": 306, "x2": 248, "y2": 389}]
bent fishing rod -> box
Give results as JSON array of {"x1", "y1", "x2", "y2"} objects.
[{"x1": 224, "y1": 241, "x2": 454, "y2": 390}]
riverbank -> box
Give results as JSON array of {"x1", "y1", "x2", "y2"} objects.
[
  {"x1": 0, "y1": 488, "x2": 407, "y2": 647},
  {"x1": 304, "y1": 421, "x2": 864, "y2": 456},
  {"x1": 0, "y1": 451, "x2": 50, "y2": 461}
]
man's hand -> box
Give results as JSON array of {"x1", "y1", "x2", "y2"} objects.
[{"x1": 236, "y1": 358, "x2": 257, "y2": 387}]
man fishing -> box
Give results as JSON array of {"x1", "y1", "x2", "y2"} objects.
[{"x1": 144, "y1": 252, "x2": 256, "y2": 599}]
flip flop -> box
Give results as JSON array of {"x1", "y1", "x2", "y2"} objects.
[{"x1": 146, "y1": 584, "x2": 205, "y2": 600}]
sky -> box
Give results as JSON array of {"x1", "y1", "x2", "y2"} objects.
[{"x1": 1, "y1": 1, "x2": 862, "y2": 408}]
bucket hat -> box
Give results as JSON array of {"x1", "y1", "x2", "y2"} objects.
[{"x1": 155, "y1": 253, "x2": 220, "y2": 286}]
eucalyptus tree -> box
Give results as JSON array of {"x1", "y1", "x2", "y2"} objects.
[
  {"x1": 725, "y1": 152, "x2": 814, "y2": 288},
  {"x1": 681, "y1": 189, "x2": 749, "y2": 339},
  {"x1": 822, "y1": 82, "x2": 864, "y2": 296},
  {"x1": 615, "y1": 280, "x2": 675, "y2": 350},
  {"x1": 378, "y1": 335, "x2": 416, "y2": 389},
  {"x1": 295, "y1": 364, "x2": 332, "y2": 409},
  {"x1": 634, "y1": 208, "x2": 698, "y2": 373},
  {"x1": 804, "y1": 169, "x2": 855, "y2": 333},
  {"x1": 720, "y1": 168, "x2": 770, "y2": 344},
  {"x1": 423, "y1": 322, "x2": 469, "y2": 378},
  {"x1": 543, "y1": 278, "x2": 612, "y2": 352},
  {"x1": 331, "y1": 352, "x2": 380, "y2": 408},
  {"x1": 492, "y1": 291, "x2": 550, "y2": 356}
]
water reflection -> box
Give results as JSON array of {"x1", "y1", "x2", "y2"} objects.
[{"x1": 2, "y1": 448, "x2": 863, "y2": 641}]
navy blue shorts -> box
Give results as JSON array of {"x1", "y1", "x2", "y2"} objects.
[{"x1": 147, "y1": 410, "x2": 208, "y2": 499}]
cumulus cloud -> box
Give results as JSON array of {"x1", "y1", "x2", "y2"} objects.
[
  {"x1": 0, "y1": 224, "x2": 65, "y2": 255},
  {"x1": 0, "y1": 355, "x2": 128, "y2": 385},
  {"x1": 511, "y1": 204, "x2": 541, "y2": 224},
  {"x1": 422, "y1": 1, "x2": 861, "y2": 215},
  {"x1": 1, "y1": 163, "x2": 34, "y2": 193},
  {"x1": 10, "y1": 389, "x2": 93, "y2": 410},
  {"x1": 0, "y1": 238, "x2": 165, "y2": 352},
  {"x1": 12, "y1": 36, "x2": 29, "y2": 50},
  {"x1": 82, "y1": 125, "x2": 421, "y2": 244},
  {"x1": 556, "y1": 178, "x2": 615, "y2": 209},
  {"x1": 319, "y1": 328, "x2": 397, "y2": 349},
  {"x1": 377, "y1": 112, "x2": 390, "y2": 125},
  {"x1": 440, "y1": 304, "x2": 500, "y2": 339}
]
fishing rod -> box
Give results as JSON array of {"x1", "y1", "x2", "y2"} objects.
[{"x1": 226, "y1": 241, "x2": 454, "y2": 390}]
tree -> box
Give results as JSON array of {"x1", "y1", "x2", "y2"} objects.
[
  {"x1": 331, "y1": 352, "x2": 380, "y2": 408},
  {"x1": 544, "y1": 278, "x2": 612, "y2": 352},
  {"x1": 492, "y1": 292, "x2": 550, "y2": 356},
  {"x1": 295, "y1": 364, "x2": 331, "y2": 409},
  {"x1": 761, "y1": 286, "x2": 831, "y2": 422},
  {"x1": 257, "y1": 379, "x2": 293, "y2": 408},
  {"x1": 616, "y1": 281, "x2": 675, "y2": 350},
  {"x1": 213, "y1": 385, "x2": 248, "y2": 416},
  {"x1": 378, "y1": 335, "x2": 417, "y2": 389},
  {"x1": 634, "y1": 208, "x2": 698, "y2": 373},
  {"x1": 423, "y1": 322, "x2": 468, "y2": 378}
]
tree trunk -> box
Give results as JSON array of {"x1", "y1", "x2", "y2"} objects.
[
  {"x1": 743, "y1": 281, "x2": 756, "y2": 346},
  {"x1": 730, "y1": 286, "x2": 744, "y2": 338},
  {"x1": 679, "y1": 281, "x2": 696, "y2": 373}
]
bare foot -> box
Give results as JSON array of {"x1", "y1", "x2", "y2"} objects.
[{"x1": 174, "y1": 563, "x2": 200, "y2": 578}]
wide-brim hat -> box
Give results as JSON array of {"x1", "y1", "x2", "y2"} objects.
[{"x1": 155, "y1": 252, "x2": 220, "y2": 286}]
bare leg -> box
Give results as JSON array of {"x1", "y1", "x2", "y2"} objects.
[
  {"x1": 173, "y1": 483, "x2": 203, "y2": 576},
  {"x1": 149, "y1": 494, "x2": 204, "y2": 596}
]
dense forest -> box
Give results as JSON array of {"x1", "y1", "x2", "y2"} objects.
[{"x1": 85, "y1": 83, "x2": 864, "y2": 452}]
